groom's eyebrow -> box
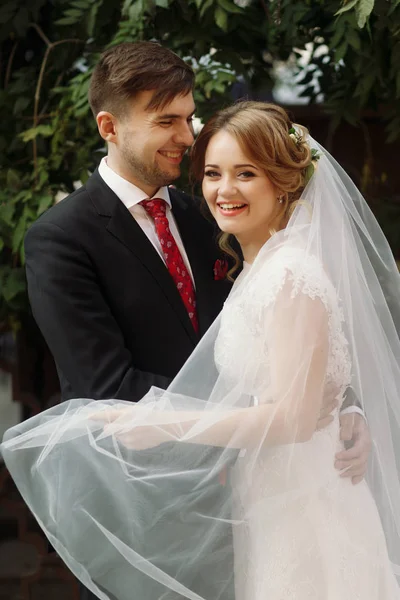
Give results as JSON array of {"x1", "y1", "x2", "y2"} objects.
[{"x1": 156, "y1": 109, "x2": 196, "y2": 120}]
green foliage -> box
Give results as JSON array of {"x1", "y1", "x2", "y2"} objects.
[
  {"x1": 0, "y1": 0, "x2": 399, "y2": 327},
  {"x1": 274, "y1": 0, "x2": 400, "y2": 140}
]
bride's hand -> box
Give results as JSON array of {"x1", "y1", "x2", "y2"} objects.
[
  {"x1": 89, "y1": 405, "x2": 175, "y2": 450},
  {"x1": 104, "y1": 421, "x2": 175, "y2": 450}
]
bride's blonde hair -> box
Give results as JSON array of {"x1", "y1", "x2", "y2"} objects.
[{"x1": 190, "y1": 101, "x2": 312, "y2": 279}]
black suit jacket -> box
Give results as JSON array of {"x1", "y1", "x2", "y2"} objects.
[{"x1": 25, "y1": 169, "x2": 231, "y2": 402}]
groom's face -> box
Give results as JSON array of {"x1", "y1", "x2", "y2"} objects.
[{"x1": 115, "y1": 90, "x2": 196, "y2": 195}]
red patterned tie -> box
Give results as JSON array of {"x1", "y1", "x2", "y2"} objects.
[{"x1": 141, "y1": 198, "x2": 199, "y2": 333}]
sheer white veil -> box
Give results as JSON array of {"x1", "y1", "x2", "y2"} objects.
[{"x1": 1, "y1": 136, "x2": 400, "y2": 599}]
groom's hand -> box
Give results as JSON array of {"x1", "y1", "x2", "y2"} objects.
[
  {"x1": 335, "y1": 413, "x2": 371, "y2": 484},
  {"x1": 316, "y1": 382, "x2": 339, "y2": 430}
]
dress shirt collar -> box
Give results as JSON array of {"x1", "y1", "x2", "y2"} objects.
[{"x1": 98, "y1": 156, "x2": 171, "y2": 209}]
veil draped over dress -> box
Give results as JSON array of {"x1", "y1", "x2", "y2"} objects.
[{"x1": 2, "y1": 137, "x2": 400, "y2": 599}]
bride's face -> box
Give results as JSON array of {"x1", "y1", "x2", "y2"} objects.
[{"x1": 202, "y1": 130, "x2": 280, "y2": 240}]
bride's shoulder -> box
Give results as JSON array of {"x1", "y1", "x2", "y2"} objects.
[
  {"x1": 257, "y1": 245, "x2": 324, "y2": 278},
  {"x1": 254, "y1": 245, "x2": 336, "y2": 303}
]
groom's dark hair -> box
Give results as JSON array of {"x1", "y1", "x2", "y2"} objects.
[{"x1": 89, "y1": 41, "x2": 195, "y2": 118}]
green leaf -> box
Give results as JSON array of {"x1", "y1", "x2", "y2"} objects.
[
  {"x1": 64, "y1": 8, "x2": 84, "y2": 17},
  {"x1": 122, "y1": 0, "x2": 134, "y2": 16},
  {"x1": 6, "y1": 169, "x2": 20, "y2": 190},
  {"x1": 334, "y1": 40, "x2": 348, "y2": 62},
  {"x1": 330, "y1": 21, "x2": 346, "y2": 47},
  {"x1": 388, "y1": 0, "x2": 400, "y2": 15},
  {"x1": 304, "y1": 163, "x2": 315, "y2": 185},
  {"x1": 12, "y1": 217, "x2": 26, "y2": 254},
  {"x1": 37, "y1": 195, "x2": 53, "y2": 217},
  {"x1": 13, "y1": 96, "x2": 30, "y2": 115},
  {"x1": 54, "y1": 16, "x2": 78, "y2": 25},
  {"x1": 87, "y1": 2, "x2": 99, "y2": 37},
  {"x1": 129, "y1": 0, "x2": 144, "y2": 20},
  {"x1": 217, "y1": 0, "x2": 243, "y2": 14},
  {"x1": 347, "y1": 28, "x2": 361, "y2": 50},
  {"x1": 19, "y1": 125, "x2": 54, "y2": 142},
  {"x1": 354, "y1": 71, "x2": 376, "y2": 99},
  {"x1": 37, "y1": 169, "x2": 49, "y2": 188},
  {"x1": 335, "y1": 0, "x2": 359, "y2": 16},
  {"x1": 0, "y1": 238, "x2": 4, "y2": 252},
  {"x1": 199, "y1": 0, "x2": 213, "y2": 18},
  {"x1": 155, "y1": 0, "x2": 169, "y2": 6},
  {"x1": 80, "y1": 170, "x2": 90, "y2": 184},
  {"x1": 356, "y1": 0, "x2": 374, "y2": 28},
  {"x1": 20, "y1": 191, "x2": 33, "y2": 204},
  {"x1": 215, "y1": 6, "x2": 228, "y2": 31},
  {"x1": 0, "y1": 203, "x2": 15, "y2": 227},
  {"x1": 2, "y1": 269, "x2": 26, "y2": 303},
  {"x1": 71, "y1": 0, "x2": 91, "y2": 8}
]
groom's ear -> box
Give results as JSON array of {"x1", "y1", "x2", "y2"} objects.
[{"x1": 96, "y1": 111, "x2": 118, "y2": 143}]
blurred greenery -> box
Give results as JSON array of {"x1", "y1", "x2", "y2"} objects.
[{"x1": 0, "y1": 0, "x2": 399, "y2": 328}]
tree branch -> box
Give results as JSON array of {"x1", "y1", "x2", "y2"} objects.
[
  {"x1": 53, "y1": 38, "x2": 82, "y2": 48},
  {"x1": 259, "y1": 0, "x2": 271, "y2": 22},
  {"x1": 32, "y1": 46, "x2": 52, "y2": 181},
  {"x1": 30, "y1": 23, "x2": 51, "y2": 47},
  {"x1": 29, "y1": 23, "x2": 84, "y2": 183},
  {"x1": 5, "y1": 40, "x2": 18, "y2": 88}
]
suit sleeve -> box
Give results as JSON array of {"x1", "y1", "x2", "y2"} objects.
[{"x1": 25, "y1": 221, "x2": 171, "y2": 402}]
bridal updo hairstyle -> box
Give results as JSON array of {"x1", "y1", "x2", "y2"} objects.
[{"x1": 190, "y1": 102, "x2": 312, "y2": 278}]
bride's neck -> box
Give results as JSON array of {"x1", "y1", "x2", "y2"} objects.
[
  {"x1": 237, "y1": 219, "x2": 288, "y2": 264},
  {"x1": 236, "y1": 232, "x2": 271, "y2": 265}
]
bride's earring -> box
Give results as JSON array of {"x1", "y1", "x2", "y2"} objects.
[{"x1": 278, "y1": 194, "x2": 284, "y2": 204}]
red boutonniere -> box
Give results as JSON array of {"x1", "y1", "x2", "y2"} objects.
[{"x1": 213, "y1": 258, "x2": 229, "y2": 281}]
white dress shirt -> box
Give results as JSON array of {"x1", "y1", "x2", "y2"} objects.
[{"x1": 98, "y1": 157, "x2": 194, "y2": 283}]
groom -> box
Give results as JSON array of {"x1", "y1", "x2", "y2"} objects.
[
  {"x1": 25, "y1": 41, "x2": 230, "y2": 404},
  {"x1": 24, "y1": 41, "x2": 370, "y2": 598}
]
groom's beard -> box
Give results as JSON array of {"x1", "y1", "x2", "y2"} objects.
[{"x1": 121, "y1": 140, "x2": 184, "y2": 190}]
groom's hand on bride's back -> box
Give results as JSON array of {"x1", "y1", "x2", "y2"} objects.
[
  {"x1": 335, "y1": 413, "x2": 371, "y2": 485},
  {"x1": 315, "y1": 384, "x2": 371, "y2": 484}
]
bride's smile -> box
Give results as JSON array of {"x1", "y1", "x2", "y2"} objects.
[{"x1": 202, "y1": 130, "x2": 282, "y2": 248}]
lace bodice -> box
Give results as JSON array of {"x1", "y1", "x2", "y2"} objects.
[{"x1": 215, "y1": 247, "x2": 352, "y2": 400}]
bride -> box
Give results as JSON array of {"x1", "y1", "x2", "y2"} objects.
[{"x1": 2, "y1": 102, "x2": 400, "y2": 599}]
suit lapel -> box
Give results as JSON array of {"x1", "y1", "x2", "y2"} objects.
[{"x1": 86, "y1": 171, "x2": 198, "y2": 344}]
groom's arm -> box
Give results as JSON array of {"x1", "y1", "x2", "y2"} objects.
[{"x1": 25, "y1": 221, "x2": 172, "y2": 402}]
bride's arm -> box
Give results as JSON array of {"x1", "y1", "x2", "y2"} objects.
[
  {"x1": 175, "y1": 286, "x2": 329, "y2": 448},
  {"x1": 97, "y1": 286, "x2": 330, "y2": 450}
]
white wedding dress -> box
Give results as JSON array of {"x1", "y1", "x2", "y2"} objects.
[
  {"x1": 215, "y1": 249, "x2": 400, "y2": 600},
  {"x1": 2, "y1": 136, "x2": 400, "y2": 600}
]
